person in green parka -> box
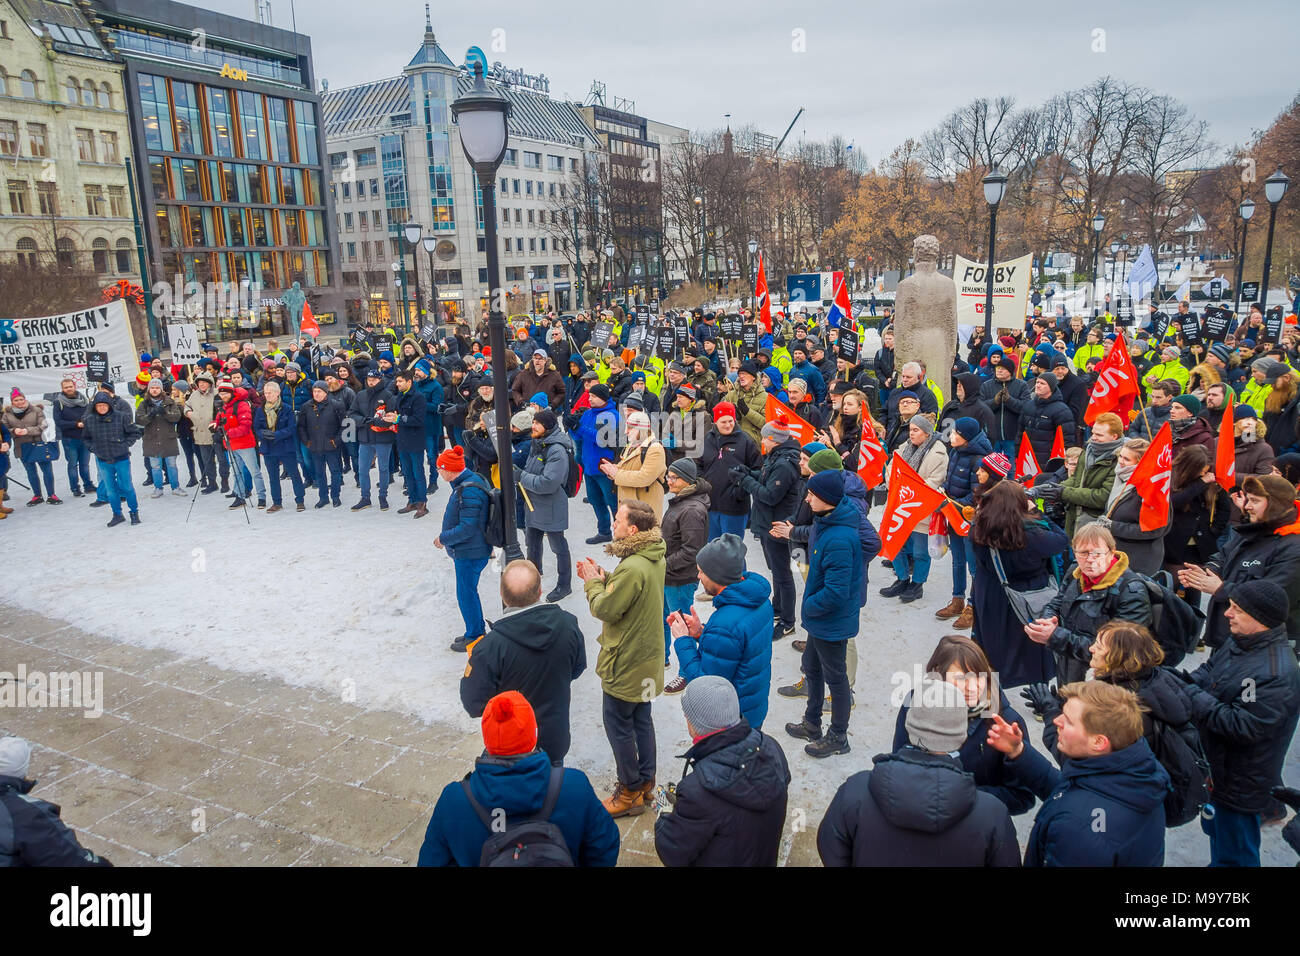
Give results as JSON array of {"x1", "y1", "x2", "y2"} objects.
[{"x1": 1055, "y1": 412, "x2": 1124, "y2": 537}]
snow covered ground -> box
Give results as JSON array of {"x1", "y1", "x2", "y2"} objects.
[{"x1": 2, "y1": 440, "x2": 1297, "y2": 866}]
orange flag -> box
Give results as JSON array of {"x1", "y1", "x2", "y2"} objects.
[
  {"x1": 879, "y1": 455, "x2": 947, "y2": 560},
  {"x1": 856, "y1": 419, "x2": 887, "y2": 489},
  {"x1": 1016, "y1": 433, "x2": 1041, "y2": 485},
  {"x1": 941, "y1": 500, "x2": 971, "y2": 536},
  {"x1": 300, "y1": 300, "x2": 320, "y2": 338},
  {"x1": 764, "y1": 393, "x2": 814, "y2": 446},
  {"x1": 1084, "y1": 330, "x2": 1139, "y2": 426},
  {"x1": 1128, "y1": 421, "x2": 1173, "y2": 532},
  {"x1": 1050, "y1": 425, "x2": 1065, "y2": 462},
  {"x1": 1216, "y1": 390, "x2": 1236, "y2": 491}
]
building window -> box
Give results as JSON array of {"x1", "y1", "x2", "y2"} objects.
[
  {"x1": 359, "y1": 212, "x2": 368, "y2": 232},
  {"x1": 370, "y1": 178, "x2": 379, "y2": 197},
  {"x1": 8, "y1": 179, "x2": 29, "y2": 214},
  {"x1": 99, "y1": 131, "x2": 119, "y2": 163},
  {"x1": 549, "y1": 182, "x2": 556, "y2": 198},
  {"x1": 92, "y1": 239, "x2": 109, "y2": 273},
  {"x1": 56, "y1": 237, "x2": 74, "y2": 270},
  {"x1": 433, "y1": 269, "x2": 462, "y2": 285},
  {"x1": 515, "y1": 238, "x2": 522, "y2": 252},
  {"x1": 527, "y1": 209, "x2": 534, "y2": 225},
  {"x1": 17, "y1": 237, "x2": 37, "y2": 269},
  {"x1": 372, "y1": 210, "x2": 381, "y2": 229},
  {"x1": 477, "y1": 236, "x2": 486, "y2": 253},
  {"x1": 514, "y1": 208, "x2": 521, "y2": 224},
  {"x1": 20, "y1": 70, "x2": 37, "y2": 99},
  {"x1": 547, "y1": 155, "x2": 563, "y2": 172},
  {"x1": 238, "y1": 90, "x2": 266, "y2": 160},
  {"x1": 115, "y1": 239, "x2": 132, "y2": 273},
  {"x1": 529, "y1": 238, "x2": 536, "y2": 253},
  {"x1": 523, "y1": 151, "x2": 540, "y2": 169},
  {"x1": 570, "y1": 158, "x2": 579, "y2": 172},
  {"x1": 98, "y1": 83, "x2": 112, "y2": 110},
  {"x1": 84, "y1": 184, "x2": 104, "y2": 216},
  {"x1": 27, "y1": 123, "x2": 48, "y2": 158},
  {"x1": 525, "y1": 180, "x2": 532, "y2": 196},
  {"x1": 347, "y1": 242, "x2": 357, "y2": 261},
  {"x1": 80, "y1": 79, "x2": 94, "y2": 108},
  {"x1": 75, "y1": 128, "x2": 95, "y2": 161},
  {"x1": 36, "y1": 182, "x2": 57, "y2": 215},
  {"x1": 206, "y1": 87, "x2": 234, "y2": 157},
  {"x1": 344, "y1": 212, "x2": 354, "y2": 230},
  {"x1": 0, "y1": 120, "x2": 16, "y2": 156},
  {"x1": 341, "y1": 181, "x2": 350, "y2": 199},
  {"x1": 534, "y1": 265, "x2": 547, "y2": 278},
  {"x1": 540, "y1": 238, "x2": 547, "y2": 251},
  {"x1": 501, "y1": 206, "x2": 508, "y2": 225},
  {"x1": 65, "y1": 77, "x2": 78, "y2": 105},
  {"x1": 512, "y1": 178, "x2": 519, "y2": 194},
  {"x1": 503, "y1": 148, "x2": 517, "y2": 166},
  {"x1": 108, "y1": 186, "x2": 125, "y2": 217},
  {"x1": 356, "y1": 148, "x2": 376, "y2": 167}
]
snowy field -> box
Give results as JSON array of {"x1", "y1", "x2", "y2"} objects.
[{"x1": 2, "y1": 440, "x2": 1298, "y2": 866}]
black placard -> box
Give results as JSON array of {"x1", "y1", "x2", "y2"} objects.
[
  {"x1": 1178, "y1": 311, "x2": 1202, "y2": 344},
  {"x1": 1116, "y1": 297, "x2": 1135, "y2": 324},
  {"x1": 673, "y1": 316, "x2": 689, "y2": 354},
  {"x1": 1207, "y1": 278, "x2": 1226, "y2": 299},
  {"x1": 86, "y1": 351, "x2": 110, "y2": 383},
  {"x1": 1202, "y1": 307, "x2": 1233, "y2": 343},
  {"x1": 1264, "y1": 313, "x2": 1285, "y2": 344},
  {"x1": 1240, "y1": 281, "x2": 1259, "y2": 303},
  {"x1": 719, "y1": 314, "x2": 740, "y2": 341},
  {"x1": 838, "y1": 327, "x2": 860, "y2": 363},
  {"x1": 1151, "y1": 311, "x2": 1171, "y2": 342},
  {"x1": 740, "y1": 323, "x2": 759, "y2": 354},
  {"x1": 655, "y1": 322, "x2": 676, "y2": 360},
  {"x1": 418, "y1": 320, "x2": 437, "y2": 344},
  {"x1": 590, "y1": 320, "x2": 614, "y2": 351}
]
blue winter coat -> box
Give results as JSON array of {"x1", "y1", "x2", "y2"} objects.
[
  {"x1": 441, "y1": 469, "x2": 491, "y2": 561},
  {"x1": 675, "y1": 571, "x2": 774, "y2": 729},
  {"x1": 393, "y1": 386, "x2": 428, "y2": 453},
  {"x1": 801, "y1": 497, "x2": 864, "y2": 641},
  {"x1": 762, "y1": 366, "x2": 788, "y2": 404},
  {"x1": 280, "y1": 376, "x2": 313, "y2": 415},
  {"x1": 945, "y1": 433, "x2": 993, "y2": 506},
  {"x1": 416, "y1": 751, "x2": 619, "y2": 867},
  {"x1": 415, "y1": 376, "x2": 444, "y2": 440},
  {"x1": 790, "y1": 360, "x2": 826, "y2": 403},
  {"x1": 574, "y1": 404, "x2": 619, "y2": 473},
  {"x1": 1008, "y1": 738, "x2": 1170, "y2": 866},
  {"x1": 253, "y1": 402, "x2": 298, "y2": 458}
]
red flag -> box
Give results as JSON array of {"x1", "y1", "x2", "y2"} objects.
[
  {"x1": 755, "y1": 255, "x2": 772, "y2": 334},
  {"x1": 856, "y1": 422, "x2": 887, "y2": 489},
  {"x1": 941, "y1": 500, "x2": 971, "y2": 537},
  {"x1": 1016, "y1": 433, "x2": 1041, "y2": 485},
  {"x1": 1050, "y1": 425, "x2": 1065, "y2": 462},
  {"x1": 1128, "y1": 422, "x2": 1173, "y2": 532},
  {"x1": 763, "y1": 393, "x2": 814, "y2": 447},
  {"x1": 1084, "y1": 330, "x2": 1140, "y2": 426},
  {"x1": 879, "y1": 455, "x2": 948, "y2": 560},
  {"x1": 1216, "y1": 390, "x2": 1236, "y2": 490},
  {"x1": 299, "y1": 300, "x2": 320, "y2": 338}
]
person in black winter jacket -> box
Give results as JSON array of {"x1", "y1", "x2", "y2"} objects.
[
  {"x1": 821, "y1": 678, "x2": 1021, "y2": 866},
  {"x1": 732, "y1": 421, "x2": 803, "y2": 641},
  {"x1": 1171, "y1": 581, "x2": 1300, "y2": 866},
  {"x1": 298, "y1": 382, "x2": 346, "y2": 508},
  {"x1": 939, "y1": 373, "x2": 995, "y2": 441},
  {"x1": 891, "y1": 637, "x2": 1036, "y2": 815},
  {"x1": 654, "y1": 677, "x2": 790, "y2": 866},
  {"x1": 1050, "y1": 354, "x2": 1089, "y2": 445},
  {"x1": 460, "y1": 561, "x2": 587, "y2": 765},
  {"x1": 979, "y1": 362, "x2": 1030, "y2": 459},
  {"x1": 1018, "y1": 374, "x2": 1076, "y2": 469},
  {"x1": 698, "y1": 403, "x2": 759, "y2": 540},
  {"x1": 350, "y1": 367, "x2": 396, "y2": 509},
  {"x1": 0, "y1": 737, "x2": 112, "y2": 866}
]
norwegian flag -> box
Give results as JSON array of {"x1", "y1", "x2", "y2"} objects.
[
  {"x1": 1128, "y1": 422, "x2": 1173, "y2": 532},
  {"x1": 1016, "y1": 433, "x2": 1041, "y2": 485},
  {"x1": 827, "y1": 274, "x2": 853, "y2": 328},
  {"x1": 1084, "y1": 330, "x2": 1140, "y2": 426},
  {"x1": 856, "y1": 421, "x2": 887, "y2": 489},
  {"x1": 755, "y1": 255, "x2": 772, "y2": 334},
  {"x1": 1217, "y1": 389, "x2": 1236, "y2": 490}
]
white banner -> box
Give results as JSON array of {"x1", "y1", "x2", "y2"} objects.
[
  {"x1": 166, "y1": 323, "x2": 201, "y2": 364},
  {"x1": 0, "y1": 300, "x2": 137, "y2": 396},
  {"x1": 953, "y1": 253, "x2": 1033, "y2": 330}
]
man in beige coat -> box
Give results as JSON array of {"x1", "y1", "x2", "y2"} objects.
[{"x1": 601, "y1": 409, "x2": 667, "y2": 523}]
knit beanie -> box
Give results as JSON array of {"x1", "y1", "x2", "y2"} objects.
[
  {"x1": 801, "y1": 441, "x2": 828, "y2": 457},
  {"x1": 905, "y1": 679, "x2": 969, "y2": 753},
  {"x1": 981, "y1": 452, "x2": 1012, "y2": 477},
  {"x1": 1209, "y1": 343, "x2": 1232, "y2": 364},
  {"x1": 1230, "y1": 580, "x2": 1290, "y2": 630},
  {"x1": 808, "y1": 448, "x2": 844, "y2": 473},
  {"x1": 760, "y1": 416, "x2": 795, "y2": 444},
  {"x1": 668, "y1": 458, "x2": 698, "y2": 483},
  {"x1": 534, "y1": 409, "x2": 558, "y2": 432},
  {"x1": 713, "y1": 401, "x2": 737, "y2": 422},
  {"x1": 626, "y1": 410, "x2": 652, "y2": 431},
  {"x1": 436, "y1": 445, "x2": 466, "y2": 473},
  {"x1": 954, "y1": 417, "x2": 981, "y2": 441},
  {"x1": 807, "y1": 469, "x2": 846, "y2": 506},
  {"x1": 1172, "y1": 394, "x2": 1201, "y2": 415},
  {"x1": 588, "y1": 383, "x2": 611, "y2": 403},
  {"x1": 529, "y1": 392, "x2": 549, "y2": 408},
  {"x1": 510, "y1": 409, "x2": 535, "y2": 431},
  {"x1": 909, "y1": 415, "x2": 936, "y2": 436},
  {"x1": 312, "y1": 380, "x2": 327, "y2": 392},
  {"x1": 481, "y1": 691, "x2": 538, "y2": 756},
  {"x1": 0, "y1": 735, "x2": 31, "y2": 779},
  {"x1": 696, "y1": 533, "x2": 746, "y2": 586},
  {"x1": 680, "y1": 676, "x2": 741, "y2": 736}
]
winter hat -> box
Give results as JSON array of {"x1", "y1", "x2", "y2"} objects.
[
  {"x1": 998, "y1": 335, "x2": 1016, "y2": 348},
  {"x1": 365, "y1": 364, "x2": 382, "y2": 380},
  {"x1": 808, "y1": 448, "x2": 844, "y2": 473},
  {"x1": 378, "y1": 350, "x2": 395, "y2": 363},
  {"x1": 713, "y1": 401, "x2": 737, "y2": 422},
  {"x1": 906, "y1": 679, "x2": 970, "y2": 753},
  {"x1": 531, "y1": 345, "x2": 549, "y2": 358},
  {"x1": 172, "y1": 380, "x2": 190, "y2": 392},
  {"x1": 534, "y1": 409, "x2": 558, "y2": 432},
  {"x1": 680, "y1": 676, "x2": 741, "y2": 737},
  {"x1": 830, "y1": 380, "x2": 855, "y2": 396},
  {"x1": 629, "y1": 371, "x2": 646, "y2": 385},
  {"x1": 135, "y1": 370, "x2": 152, "y2": 389},
  {"x1": 140, "y1": 351, "x2": 153, "y2": 364},
  {"x1": 1242, "y1": 474, "x2": 1297, "y2": 515},
  {"x1": 954, "y1": 417, "x2": 981, "y2": 441},
  {"x1": 1229, "y1": 580, "x2": 1290, "y2": 630},
  {"x1": 760, "y1": 416, "x2": 796, "y2": 444},
  {"x1": 1161, "y1": 345, "x2": 1181, "y2": 360},
  {"x1": 262, "y1": 358, "x2": 277, "y2": 370},
  {"x1": 624, "y1": 393, "x2": 645, "y2": 412},
  {"x1": 1050, "y1": 353, "x2": 1070, "y2": 370},
  {"x1": 738, "y1": 360, "x2": 759, "y2": 378},
  {"x1": 802, "y1": 441, "x2": 828, "y2": 456},
  {"x1": 908, "y1": 415, "x2": 936, "y2": 437},
  {"x1": 529, "y1": 392, "x2": 549, "y2": 409},
  {"x1": 481, "y1": 691, "x2": 538, "y2": 757},
  {"x1": 1172, "y1": 394, "x2": 1201, "y2": 415},
  {"x1": 510, "y1": 409, "x2": 535, "y2": 431},
  {"x1": 807, "y1": 469, "x2": 846, "y2": 506},
  {"x1": 667, "y1": 362, "x2": 688, "y2": 377},
  {"x1": 1209, "y1": 343, "x2": 1232, "y2": 364},
  {"x1": 893, "y1": 388, "x2": 919, "y2": 404},
  {"x1": 0, "y1": 735, "x2": 31, "y2": 779},
  {"x1": 92, "y1": 391, "x2": 112, "y2": 407},
  {"x1": 981, "y1": 452, "x2": 1013, "y2": 477},
  {"x1": 322, "y1": 367, "x2": 339, "y2": 380},
  {"x1": 677, "y1": 383, "x2": 698, "y2": 401},
  {"x1": 1265, "y1": 361, "x2": 1291, "y2": 385},
  {"x1": 580, "y1": 370, "x2": 599, "y2": 382},
  {"x1": 312, "y1": 380, "x2": 328, "y2": 392},
  {"x1": 626, "y1": 410, "x2": 652, "y2": 431},
  {"x1": 588, "y1": 383, "x2": 611, "y2": 403},
  {"x1": 581, "y1": 348, "x2": 597, "y2": 365},
  {"x1": 1233, "y1": 405, "x2": 1257, "y2": 421},
  {"x1": 436, "y1": 445, "x2": 466, "y2": 473},
  {"x1": 286, "y1": 362, "x2": 303, "y2": 375},
  {"x1": 696, "y1": 533, "x2": 747, "y2": 587},
  {"x1": 667, "y1": 458, "x2": 698, "y2": 484},
  {"x1": 217, "y1": 380, "x2": 234, "y2": 393},
  {"x1": 601, "y1": 349, "x2": 615, "y2": 363}
]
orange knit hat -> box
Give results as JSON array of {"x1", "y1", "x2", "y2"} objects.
[
  {"x1": 436, "y1": 444, "x2": 466, "y2": 473},
  {"x1": 481, "y1": 691, "x2": 538, "y2": 756}
]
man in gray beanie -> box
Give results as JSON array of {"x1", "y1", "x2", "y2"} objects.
[
  {"x1": 660, "y1": 453, "x2": 712, "y2": 691},
  {"x1": 817, "y1": 680, "x2": 1019, "y2": 866},
  {"x1": 0, "y1": 736, "x2": 113, "y2": 866},
  {"x1": 654, "y1": 676, "x2": 791, "y2": 867}
]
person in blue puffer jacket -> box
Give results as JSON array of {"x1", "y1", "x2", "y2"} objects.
[
  {"x1": 670, "y1": 535, "x2": 774, "y2": 729},
  {"x1": 790, "y1": 344, "x2": 826, "y2": 404},
  {"x1": 253, "y1": 379, "x2": 304, "y2": 510},
  {"x1": 436, "y1": 444, "x2": 493, "y2": 652},
  {"x1": 762, "y1": 365, "x2": 788, "y2": 405},
  {"x1": 573, "y1": 385, "x2": 620, "y2": 542},
  {"x1": 413, "y1": 359, "x2": 444, "y2": 490},
  {"x1": 940, "y1": 418, "x2": 993, "y2": 626}
]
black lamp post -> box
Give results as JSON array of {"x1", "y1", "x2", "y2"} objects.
[
  {"x1": 981, "y1": 167, "x2": 1007, "y2": 339},
  {"x1": 404, "y1": 221, "x2": 424, "y2": 333},
  {"x1": 604, "y1": 241, "x2": 614, "y2": 310},
  {"x1": 1091, "y1": 212, "x2": 1105, "y2": 318},
  {"x1": 1234, "y1": 198, "x2": 1254, "y2": 316},
  {"x1": 694, "y1": 195, "x2": 705, "y2": 289},
  {"x1": 451, "y1": 62, "x2": 522, "y2": 561},
  {"x1": 748, "y1": 238, "x2": 758, "y2": 306},
  {"x1": 1259, "y1": 167, "x2": 1291, "y2": 316},
  {"x1": 1108, "y1": 240, "x2": 1119, "y2": 304},
  {"x1": 422, "y1": 235, "x2": 439, "y2": 327}
]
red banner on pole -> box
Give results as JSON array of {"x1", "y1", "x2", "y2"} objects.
[
  {"x1": 879, "y1": 455, "x2": 948, "y2": 560},
  {"x1": 1084, "y1": 330, "x2": 1140, "y2": 426},
  {"x1": 1128, "y1": 422, "x2": 1173, "y2": 532}
]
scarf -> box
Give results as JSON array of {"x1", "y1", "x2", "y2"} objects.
[
  {"x1": 1080, "y1": 554, "x2": 1120, "y2": 591},
  {"x1": 1170, "y1": 416, "x2": 1194, "y2": 438},
  {"x1": 263, "y1": 398, "x2": 281, "y2": 432},
  {"x1": 1106, "y1": 463, "x2": 1135, "y2": 511},
  {"x1": 1084, "y1": 436, "x2": 1123, "y2": 469},
  {"x1": 900, "y1": 431, "x2": 938, "y2": 471}
]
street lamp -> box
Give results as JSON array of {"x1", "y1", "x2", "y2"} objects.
[
  {"x1": 603, "y1": 241, "x2": 614, "y2": 310},
  {"x1": 981, "y1": 167, "x2": 1007, "y2": 339},
  {"x1": 847, "y1": 256, "x2": 855, "y2": 293},
  {"x1": 1091, "y1": 212, "x2": 1105, "y2": 318},
  {"x1": 694, "y1": 195, "x2": 705, "y2": 290},
  {"x1": 1234, "y1": 198, "x2": 1255, "y2": 315},
  {"x1": 451, "y1": 60, "x2": 522, "y2": 561},
  {"x1": 391, "y1": 261, "x2": 406, "y2": 330},
  {"x1": 422, "y1": 235, "x2": 439, "y2": 328},
  {"x1": 1259, "y1": 168, "x2": 1290, "y2": 316},
  {"x1": 403, "y1": 221, "x2": 424, "y2": 334},
  {"x1": 1108, "y1": 240, "x2": 1119, "y2": 306}
]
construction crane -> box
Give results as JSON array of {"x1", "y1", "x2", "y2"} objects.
[
  {"x1": 773, "y1": 108, "x2": 803, "y2": 282},
  {"x1": 775, "y1": 108, "x2": 804, "y2": 155}
]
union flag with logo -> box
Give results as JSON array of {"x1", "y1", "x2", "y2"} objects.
[{"x1": 879, "y1": 454, "x2": 947, "y2": 560}]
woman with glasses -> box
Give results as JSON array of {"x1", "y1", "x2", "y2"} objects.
[{"x1": 1026, "y1": 523, "x2": 1153, "y2": 685}]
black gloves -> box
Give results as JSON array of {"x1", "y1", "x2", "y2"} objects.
[
  {"x1": 1035, "y1": 482, "x2": 1062, "y2": 503},
  {"x1": 261, "y1": 429, "x2": 276, "y2": 441},
  {"x1": 736, "y1": 399, "x2": 749, "y2": 417},
  {"x1": 729, "y1": 465, "x2": 750, "y2": 483},
  {"x1": 512, "y1": 464, "x2": 524, "y2": 484},
  {"x1": 1020, "y1": 682, "x2": 1061, "y2": 718}
]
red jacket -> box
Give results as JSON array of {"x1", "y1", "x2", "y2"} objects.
[{"x1": 217, "y1": 388, "x2": 256, "y2": 450}]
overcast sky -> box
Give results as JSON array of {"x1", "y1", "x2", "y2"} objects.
[{"x1": 208, "y1": 0, "x2": 1298, "y2": 163}]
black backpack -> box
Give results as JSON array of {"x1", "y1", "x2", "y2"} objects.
[
  {"x1": 1149, "y1": 715, "x2": 1212, "y2": 828},
  {"x1": 562, "y1": 443, "x2": 582, "y2": 497},
  {"x1": 1105, "y1": 570, "x2": 1204, "y2": 668},
  {"x1": 461, "y1": 767, "x2": 574, "y2": 867}
]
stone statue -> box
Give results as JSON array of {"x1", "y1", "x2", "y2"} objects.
[
  {"x1": 282, "y1": 281, "x2": 306, "y2": 341},
  {"x1": 893, "y1": 235, "x2": 957, "y2": 397}
]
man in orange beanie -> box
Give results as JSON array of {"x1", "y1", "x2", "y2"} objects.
[
  {"x1": 436, "y1": 444, "x2": 495, "y2": 652},
  {"x1": 417, "y1": 691, "x2": 620, "y2": 866}
]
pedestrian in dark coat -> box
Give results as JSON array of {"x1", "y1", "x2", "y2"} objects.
[
  {"x1": 0, "y1": 737, "x2": 111, "y2": 866},
  {"x1": 979, "y1": 363, "x2": 1030, "y2": 457},
  {"x1": 698, "y1": 405, "x2": 759, "y2": 539},
  {"x1": 437, "y1": 446, "x2": 493, "y2": 649},
  {"x1": 820, "y1": 679, "x2": 1021, "y2": 866},
  {"x1": 939, "y1": 373, "x2": 996, "y2": 441},
  {"x1": 517, "y1": 410, "x2": 574, "y2": 600},
  {"x1": 732, "y1": 425, "x2": 803, "y2": 637},
  {"x1": 1164, "y1": 444, "x2": 1228, "y2": 582},
  {"x1": 654, "y1": 677, "x2": 790, "y2": 867},
  {"x1": 298, "y1": 383, "x2": 345, "y2": 507},
  {"x1": 460, "y1": 563, "x2": 587, "y2": 764},
  {"x1": 1049, "y1": 355, "x2": 1089, "y2": 444},
  {"x1": 393, "y1": 369, "x2": 430, "y2": 513},
  {"x1": 1018, "y1": 374, "x2": 1075, "y2": 468},
  {"x1": 418, "y1": 692, "x2": 618, "y2": 866}
]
